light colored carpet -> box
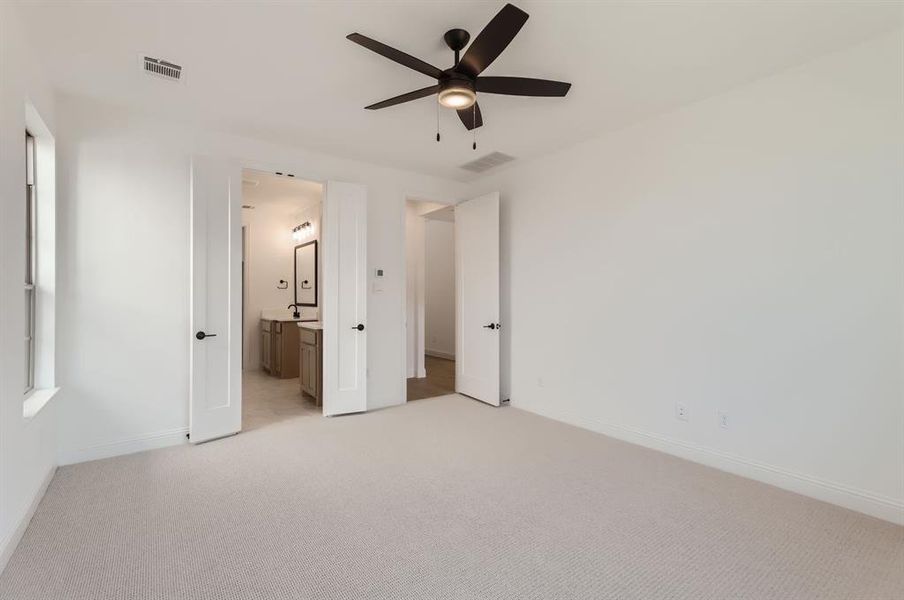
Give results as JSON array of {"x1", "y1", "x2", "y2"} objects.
[{"x1": 1, "y1": 395, "x2": 902, "y2": 599}]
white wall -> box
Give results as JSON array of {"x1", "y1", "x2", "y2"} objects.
[
  {"x1": 424, "y1": 219, "x2": 455, "y2": 359},
  {"x1": 0, "y1": 3, "x2": 58, "y2": 569},
  {"x1": 55, "y1": 95, "x2": 470, "y2": 464},
  {"x1": 242, "y1": 199, "x2": 320, "y2": 369},
  {"x1": 473, "y1": 32, "x2": 904, "y2": 522}
]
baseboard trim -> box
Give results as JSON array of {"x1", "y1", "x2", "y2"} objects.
[
  {"x1": 425, "y1": 349, "x2": 455, "y2": 360},
  {"x1": 0, "y1": 465, "x2": 56, "y2": 575},
  {"x1": 521, "y1": 403, "x2": 904, "y2": 525},
  {"x1": 61, "y1": 426, "x2": 189, "y2": 466}
]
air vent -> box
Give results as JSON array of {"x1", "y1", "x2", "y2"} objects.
[
  {"x1": 142, "y1": 56, "x2": 182, "y2": 81},
  {"x1": 459, "y1": 152, "x2": 515, "y2": 173}
]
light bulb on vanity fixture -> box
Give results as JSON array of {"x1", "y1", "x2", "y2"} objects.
[{"x1": 292, "y1": 221, "x2": 313, "y2": 242}]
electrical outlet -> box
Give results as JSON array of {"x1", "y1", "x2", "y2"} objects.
[
  {"x1": 718, "y1": 410, "x2": 729, "y2": 429},
  {"x1": 675, "y1": 402, "x2": 689, "y2": 422}
]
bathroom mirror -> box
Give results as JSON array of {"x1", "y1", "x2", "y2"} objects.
[{"x1": 294, "y1": 240, "x2": 318, "y2": 307}]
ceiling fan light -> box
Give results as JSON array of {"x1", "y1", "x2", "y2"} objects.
[{"x1": 438, "y1": 87, "x2": 476, "y2": 109}]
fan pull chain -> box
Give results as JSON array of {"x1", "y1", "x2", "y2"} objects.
[
  {"x1": 436, "y1": 101, "x2": 441, "y2": 142},
  {"x1": 472, "y1": 104, "x2": 477, "y2": 150}
]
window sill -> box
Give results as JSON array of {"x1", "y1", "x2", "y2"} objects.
[{"x1": 23, "y1": 387, "x2": 60, "y2": 422}]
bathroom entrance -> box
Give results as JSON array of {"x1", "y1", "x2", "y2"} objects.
[
  {"x1": 189, "y1": 156, "x2": 368, "y2": 443},
  {"x1": 240, "y1": 169, "x2": 322, "y2": 431}
]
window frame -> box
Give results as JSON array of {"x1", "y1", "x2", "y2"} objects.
[{"x1": 25, "y1": 131, "x2": 37, "y2": 395}]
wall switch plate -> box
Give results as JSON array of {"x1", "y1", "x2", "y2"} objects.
[
  {"x1": 675, "y1": 402, "x2": 689, "y2": 421},
  {"x1": 718, "y1": 410, "x2": 729, "y2": 429}
]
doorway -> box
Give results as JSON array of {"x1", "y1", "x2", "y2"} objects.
[
  {"x1": 406, "y1": 201, "x2": 456, "y2": 400},
  {"x1": 190, "y1": 157, "x2": 370, "y2": 443},
  {"x1": 240, "y1": 169, "x2": 322, "y2": 431},
  {"x1": 403, "y1": 193, "x2": 502, "y2": 406}
]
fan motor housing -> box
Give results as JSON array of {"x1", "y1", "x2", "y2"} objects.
[{"x1": 439, "y1": 71, "x2": 475, "y2": 89}]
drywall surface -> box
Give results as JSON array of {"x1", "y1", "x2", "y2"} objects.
[
  {"x1": 473, "y1": 32, "x2": 904, "y2": 521},
  {"x1": 0, "y1": 2, "x2": 58, "y2": 570},
  {"x1": 425, "y1": 219, "x2": 455, "y2": 359}
]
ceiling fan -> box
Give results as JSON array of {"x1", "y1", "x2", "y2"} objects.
[{"x1": 347, "y1": 3, "x2": 571, "y2": 141}]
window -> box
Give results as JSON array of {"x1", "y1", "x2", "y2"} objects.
[{"x1": 25, "y1": 131, "x2": 37, "y2": 395}]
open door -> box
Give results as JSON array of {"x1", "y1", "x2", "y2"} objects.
[
  {"x1": 322, "y1": 181, "x2": 367, "y2": 416},
  {"x1": 189, "y1": 156, "x2": 243, "y2": 442},
  {"x1": 455, "y1": 192, "x2": 501, "y2": 406}
]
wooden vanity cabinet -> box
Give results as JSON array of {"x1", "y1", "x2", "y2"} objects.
[
  {"x1": 299, "y1": 327, "x2": 322, "y2": 406},
  {"x1": 260, "y1": 319, "x2": 300, "y2": 379}
]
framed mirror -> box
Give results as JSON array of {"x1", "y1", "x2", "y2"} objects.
[{"x1": 294, "y1": 240, "x2": 318, "y2": 307}]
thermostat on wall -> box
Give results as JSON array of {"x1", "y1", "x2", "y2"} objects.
[{"x1": 374, "y1": 268, "x2": 384, "y2": 277}]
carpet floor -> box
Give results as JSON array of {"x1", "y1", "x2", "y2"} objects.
[{"x1": 1, "y1": 395, "x2": 901, "y2": 599}]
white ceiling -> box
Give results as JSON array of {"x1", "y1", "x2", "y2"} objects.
[
  {"x1": 242, "y1": 170, "x2": 322, "y2": 215},
  {"x1": 17, "y1": 1, "x2": 902, "y2": 181}
]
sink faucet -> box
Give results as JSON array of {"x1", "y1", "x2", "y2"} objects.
[{"x1": 287, "y1": 303, "x2": 300, "y2": 319}]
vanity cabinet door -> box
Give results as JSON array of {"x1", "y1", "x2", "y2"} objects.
[
  {"x1": 299, "y1": 330, "x2": 322, "y2": 405},
  {"x1": 300, "y1": 344, "x2": 312, "y2": 396},
  {"x1": 273, "y1": 330, "x2": 283, "y2": 376},
  {"x1": 261, "y1": 330, "x2": 272, "y2": 372}
]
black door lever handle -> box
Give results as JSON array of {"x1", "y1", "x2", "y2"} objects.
[
  {"x1": 352, "y1": 324, "x2": 365, "y2": 331},
  {"x1": 196, "y1": 331, "x2": 217, "y2": 340},
  {"x1": 483, "y1": 323, "x2": 496, "y2": 330}
]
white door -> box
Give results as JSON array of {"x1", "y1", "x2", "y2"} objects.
[
  {"x1": 189, "y1": 155, "x2": 242, "y2": 442},
  {"x1": 455, "y1": 192, "x2": 501, "y2": 406},
  {"x1": 322, "y1": 181, "x2": 367, "y2": 416}
]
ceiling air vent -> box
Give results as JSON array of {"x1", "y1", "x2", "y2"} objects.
[
  {"x1": 142, "y1": 56, "x2": 182, "y2": 81},
  {"x1": 459, "y1": 152, "x2": 515, "y2": 174}
]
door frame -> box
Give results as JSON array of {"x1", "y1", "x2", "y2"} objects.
[{"x1": 402, "y1": 199, "x2": 457, "y2": 401}]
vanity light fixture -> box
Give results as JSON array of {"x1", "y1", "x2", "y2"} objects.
[{"x1": 292, "y1": 221, "x2": 313, "y2": 242}]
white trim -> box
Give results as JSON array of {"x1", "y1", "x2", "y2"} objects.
[
  {"x1": 521, "y1": 403, "x2": 904, "y2": 525},
  {"x1": 0, "y1": 466, "x2": 55, "y2": 575},
  {"x1": 60, "y1": 427, "x2": 189, "y2": 466},
  {"x1": 22, "y1": 386, "x2": 59, "y2": 422},
  {"x1": 425, "y1": 349, "x2": 455, "y2": 360}
]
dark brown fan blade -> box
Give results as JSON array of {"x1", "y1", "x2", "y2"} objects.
[
  {"x1": 457, "y1": 103, "x2": 483, "y2": 130},
  {"x1": 456, "y1": 4, "x2": 529, "y2": 78},
  {"x1": 347, "y1": 33, "x2": 444, "y2": 79},
  {"x1": 476, "y1": 76, "x2": 571, "y2": 97},
  {"x1": 365, "y1": 85, "x2": 439, "y2": 110}
]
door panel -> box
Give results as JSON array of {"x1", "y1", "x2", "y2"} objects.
[
  {"x1": 455, "y1": 192, "x2": 501, "y2": 406},
  {"x1": 190, "y1": 156, "x2": 242, "y2": 442},
  {"x1": 322, "y1": 181, "x2": 367, "y2": 416}
]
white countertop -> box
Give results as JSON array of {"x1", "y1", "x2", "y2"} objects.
[
  {"x1": 297, "y1": 321, "x2": 323, "y2": 330},
  {"x1": 260, "y1": 308, "x2": 319, "y2": 322}
]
